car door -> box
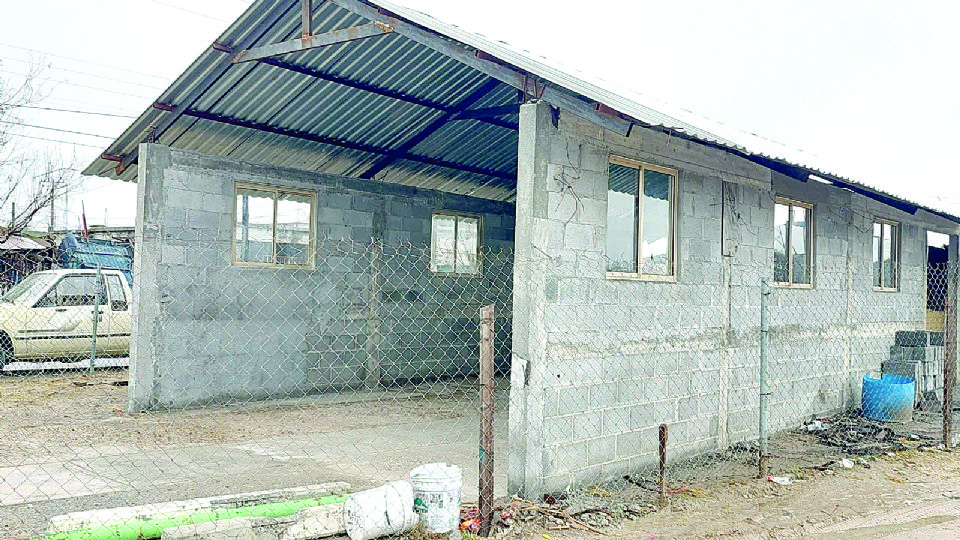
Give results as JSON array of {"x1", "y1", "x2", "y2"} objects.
[
  {"x1": 22, "y1": 274, "x2": 105, "y2": 359},
  {"x1": 101, "y1": 273, "x2": 131, "y2": 355}
]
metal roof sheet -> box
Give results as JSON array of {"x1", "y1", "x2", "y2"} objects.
[{"x1": 82, "y1": 0, "x2": 959, "y2": 223}]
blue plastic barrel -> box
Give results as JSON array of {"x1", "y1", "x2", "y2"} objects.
[{"x1": 862, "y1": 373, "x2": 915, "y2": 422}]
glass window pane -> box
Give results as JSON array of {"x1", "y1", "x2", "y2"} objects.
[
  {"x1": 883, "y1": 223, "x2": 896, "y2": 288},
  {"x1": 431, "y1": 215, "x2": 457, "y2": 273},
  {"x1": 53, "y1": 275, "x2": 103, "y2": 306},
  {"x1": 773, "y1": 203, "x2": 790, "y2": 282},
  {"x1": 606, "y1": 163, "x2": 639, "y2": 273},
  {"x1": 641, "y1": 170, "x2": 673, "y2": 276},
  {"x1": 276, "y1": 192, "x2": 312, "y2": 266},
  {"x1": 235, "y1": 188, "x2": 275, "y2": 264},
  {"x1": 455, "y1": 217, "x2": 479, "y2": 274},
  {"x1": 873, "y1": 222, "x2": 882, "y2": 287},
  {"x1": 791, "y1": 206, "x2": 810, "y2": 284}
]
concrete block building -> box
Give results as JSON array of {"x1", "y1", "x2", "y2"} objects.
[{"x1": 85, "y1": 0, "x2": 960, "y2": 497}]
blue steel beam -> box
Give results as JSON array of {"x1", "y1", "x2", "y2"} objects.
[
  {"x1": 181, "y1": 108, "x2": 516, "y2": 183},
  {"x1": 359, "y1": 78, "x2": 502, "y2": 180}
]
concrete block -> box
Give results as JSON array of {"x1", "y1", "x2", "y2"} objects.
[
  {"x1": 587, "y1": 435, "x2": 617, "y2": 464},
  {"x1": 564, "y1": 222, "x2": 595, "y2": 250},
  {"x1": 557, "y1": 386, "x2": 590, "y2": 416},
  {"x1": 590, "y1": 382, "x2": 619, "y2": 409},
  {"x1": 186, "y1": 209, "x2": 222, "y2": 231},
  {"x1": 895, "y1": 330, "x2": 944, "y2": 347}
]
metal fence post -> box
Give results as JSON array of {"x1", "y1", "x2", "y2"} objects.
[
  {"x1": 758, "y1": 279, "x2": 771, "y2": 477},
  {"x1": 945, "y1": 296, "x2": 955, "y2": 448},
  {"x1": 88, "y1": 265, "x2": 102, "y2": 375},
  {"x1": 479, "y1": 304, "x2": 495, "y2": 537}
]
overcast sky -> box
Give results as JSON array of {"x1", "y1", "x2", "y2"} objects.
[{"x1": 1, "y1": 0, "x2": 958, "y2": 230}]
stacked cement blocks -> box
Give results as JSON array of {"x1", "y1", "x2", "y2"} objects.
[
  {"x1": 133, "y1": 144, "x2": 514, "y2": 411},
  {"x1": 883, "y1": 330, "x2": 945, "y2": 405}
]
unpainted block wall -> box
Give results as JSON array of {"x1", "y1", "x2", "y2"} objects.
[
  {"x1": 131, "y1": 144, "x2": 514, "y2": 411},
  {"x1": 510, "y1": 101, "x2": 940, "y2": 496}
]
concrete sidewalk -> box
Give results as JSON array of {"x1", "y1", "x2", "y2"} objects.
[{"x1": 1, "y1": 413, "x2": 508, "y2": 535}]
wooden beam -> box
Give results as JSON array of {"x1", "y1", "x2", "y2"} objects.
[
  {"x1": 233, "y1": 21, "x2": 393, "y2": 64},
  {"x1": 325, "y1": 0, "x2": 633, "y2": 136}
]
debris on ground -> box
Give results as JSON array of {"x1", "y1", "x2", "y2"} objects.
[
  {"x1": 459, "y1": 494, "x2": 656, "y2": 537},
  {"x1": 801, "y1": 412, "x2": 939, "y2": 455},
  {"x1": 767, "y1": 476, "x2": 793, "y2": 486}
]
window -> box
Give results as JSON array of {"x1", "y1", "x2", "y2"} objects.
[
  {"x1": 430, "y1": 213, "x2": 481, "y2": 275},
  {"x1": 773, "y1": 198, "x2": 813, "y2": 286},
  {"x1": 606, "y1": 156, "x2": 677, "y2": 279},
  {"x1": 873, "y1": 220, "x2": 899, "y2": 290},
  {"x1": 38, "y1": 275, "x2": 105, "y2": 308},
  {"x1": 106, "y1": 274, "x2": 128, "y2": 311},
  {"x1": 234, "y1": 184, "x2": 314, "y2": 268}
]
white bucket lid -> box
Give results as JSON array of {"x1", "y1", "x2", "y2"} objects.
[{"x1": 410, "y1": 462, "x2": 462, "y2": 481}]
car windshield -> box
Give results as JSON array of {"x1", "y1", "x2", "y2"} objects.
[{"x1": 1, "y1": 272, "x2": 61, "y2": 306}]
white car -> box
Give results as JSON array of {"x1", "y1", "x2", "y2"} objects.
[{"x1": 0, "y1": 269, "x2": 132, "y2": 366}]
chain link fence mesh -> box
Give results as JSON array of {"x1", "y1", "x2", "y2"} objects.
[{"x1": 0, "y1": 238, "x2": 957, "y2": 536}]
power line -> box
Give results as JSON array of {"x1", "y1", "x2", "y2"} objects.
[
  {"x1": 0, "y1": 42, "x2": 172, "y2": 82},
  {"x1": 142, "y1": 0, "x2": 232, "y2": 23},
  {"x1": 18, "y1": 106, "x2": 138, "y2": 119},
  {"x1": 0, "y1": 120, "x2": 115, "y2": 139},
  {"x1": 4, "y1": 133, "x2": 103, "y2": 149},
  {"x1": 0, "y1": 56, "x2": 167, "y2": 92},
  {"x1": 0, "y1": 69, "x2": 154, "y2": 101}
]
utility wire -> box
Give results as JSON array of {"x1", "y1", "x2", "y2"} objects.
[
  {"x1": 0, "y1": 69, "x2": 154, "y2": 101},
  {"x1": 17, "y1": 106, "x2": 138, "y2": 119},
  {"x1": 142, "y1": 0, "x2": 232, "y2": 23},
  {"x1": 4, "y1": 133, "x2": 103, "y2": 149},
  {"x1": 0, "y1": 42, "x2": 171, "y2": 82},
  {"x1": 0, "y1": 56, "x2": 167, "y2": 92},
  {"x1": 0, "y1": 120, "x2": 115, "y2": 139}
]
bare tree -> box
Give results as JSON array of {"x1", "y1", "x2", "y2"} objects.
[{"x1": 0, "y1": 62, "x2": 80, "y2": 242}]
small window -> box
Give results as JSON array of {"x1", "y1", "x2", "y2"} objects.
[
  {"x1": 106, "y1": 274, "x2": 128, "y2": 311},
  {"x1": 873, "y1": 220, "x2": 899, "y2": 290},
  {"x1": 606, "y1": 156, "x2": 677, "y2": 279},
  {"x1": 234, "y1": 184, "x2": 314, "y2": 268},
  {"x1": 773, "y1": 198, "x2": 813, "y2": 286},
  {"x1": 430, "y1": 213, "x2": 481, "y2": 275}
]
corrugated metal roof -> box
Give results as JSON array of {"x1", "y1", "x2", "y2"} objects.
[
  {"x1": 83, "y1": 0, "x2": 959, "y2": 223},
  {"x1": 0, "y1": 236, "x2": 50, "y2": 251}
]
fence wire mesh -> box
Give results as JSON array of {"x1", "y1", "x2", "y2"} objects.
[{"x1": 0, "y1": 238, "x2": 957, "y2": 537}]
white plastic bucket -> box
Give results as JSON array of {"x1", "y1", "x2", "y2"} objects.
[
  {"x1": 342, "y1": 480, "x2": 418, "y2": 540},
  {"x1": 409, "y1": 463, "x2": 463, "y2": 533}
]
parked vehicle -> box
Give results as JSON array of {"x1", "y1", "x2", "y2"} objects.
[{"x1": 0, "y1": 269, "x2": 132, "y2": 366}]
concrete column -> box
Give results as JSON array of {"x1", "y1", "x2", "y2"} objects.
[
  {"x1": 508, "y1": 101, "x2": 553, "y2": 498},
  {"x1": 129, "y1": 143, "x2": 169, "y2": 412}
]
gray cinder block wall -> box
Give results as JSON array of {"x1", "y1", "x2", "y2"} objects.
[
  {"x1": 509, "y1": 101, "x2": 946, "y2": 497},
  {"x1": 131, "y1": 144, "x2": 514, "y2": 411}
]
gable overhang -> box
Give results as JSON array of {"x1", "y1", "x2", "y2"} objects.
[{"x1": 84, "y1": 0, "x2": 960, "y2": 225}]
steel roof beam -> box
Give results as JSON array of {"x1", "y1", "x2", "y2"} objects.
[
  {"x1": 232, "y1": 21, "x2": 394, "y2": 64},
  {"x1": 359, "y1": 79, "x2": 501, "y2": 180},
  {"x1": 181, "y1": 108, "x2": 515, "y2": 184},
  {"x1": 453, "y1": 104, "x2": 520, "y2": 121},
  {"x1": 326, "y1": 0, "x2": 633, "y2": 137},
  {"x1": 111, "y1": 0, "x2": 298, "y2": 175},
  {"x1": 256, "y1": 57, "x2": 518, "y2": 131}
]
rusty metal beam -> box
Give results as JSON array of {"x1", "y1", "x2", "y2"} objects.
[
  {"x1": 453, "y1": 104, "x2": 519, "y2": 121},
  {"x1": 233, "y1": 21, "x2": 393, "y2": 64},
  {"x1": 302, "y1": 0, "x2": 312, "y2": 38}
]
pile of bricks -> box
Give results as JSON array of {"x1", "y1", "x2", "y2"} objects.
[{"x1": 882, "y1": 330, "x2": 944, "y2": 407}]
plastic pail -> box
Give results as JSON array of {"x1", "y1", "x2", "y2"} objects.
[
  {"x1": 409, "y1": 463, "x2": 462, "y2": 533},
  {"x1": 862, "y1": 373, "x2": 915, "y2": 422},
  {"x1": 342, "y1": 480, "x2": 418, "y2": 540}
]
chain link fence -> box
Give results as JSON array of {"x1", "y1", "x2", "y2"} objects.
[{"x1": 0, "y1": 238, "x2": 957, "y2": 537}]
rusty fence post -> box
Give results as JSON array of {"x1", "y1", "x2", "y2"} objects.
[
  {"x1": 479, "y1": 304, "x2": 495, "y2": 536},
  {"x1": 945, "y1": 296, "x2": 955, "y2": 448},
  {"x1": 658, "y1": 424, "x2": 668, "y2": 508}
]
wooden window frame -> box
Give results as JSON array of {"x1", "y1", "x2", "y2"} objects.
[
  {"x1": 232, "y1": 182, "x2": 316, "y2": 269},
  {"x1": 606, "y1": 155, "x2": 679, "y2": 282},
  {"x1": 430, "y1": 211, "x2": 483, "y2": 277},
  {"x1": 873, "y1": 218, "x2": 900, "y2": 292},
  {"x1": 773, "y1": 197, "x2": 815, "y2": 288}
]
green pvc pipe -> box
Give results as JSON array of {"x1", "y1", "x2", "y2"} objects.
[{"x1": 41, "y1": 494, "x2": 348, "y2": 540}]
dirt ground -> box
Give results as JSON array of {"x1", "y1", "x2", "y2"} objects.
[
  {"x1": 0, "y1": 368, "x2": 488, "y2": 465},
  {"x1": 5, "y1": 369, "x2": 960, "y2": 539},
  {"x1": 491, "y1": 448, "x2": 960, "y2": 539}
]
